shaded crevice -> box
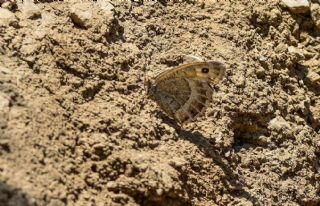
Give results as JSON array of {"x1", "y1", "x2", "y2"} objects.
[
  {"x1": 232, "y1": 112, "x2": 273, "y2": 148},
  {"x1": 0, "y1": 181, "x2": 32, "y2": 206},
  {"x1": 81, "y1": 82, "x2": 104, "y2": 101},
  {"x1": 56, "y1": 61, "x2": 87, "y2": 79}
]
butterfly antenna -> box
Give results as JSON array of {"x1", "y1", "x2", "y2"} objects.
[{"x1": 140, "y1": 69, "x2": 148, "y2": 110}]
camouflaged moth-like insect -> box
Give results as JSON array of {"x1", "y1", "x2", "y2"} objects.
[{"x1": 146, "y1": 61, "x2": 225, "y2": 124}]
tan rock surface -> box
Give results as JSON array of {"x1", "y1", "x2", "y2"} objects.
[
  {"x1": 0, "y1": 1, "x2": 319, "y2": 205},
  {"x1": 281, "y1": 0, "x2": 310, "y2": 14}
]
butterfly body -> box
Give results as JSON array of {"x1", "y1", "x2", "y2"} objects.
[{"x1": 146, "y1": 61, "x2": 225, "y2": 124}]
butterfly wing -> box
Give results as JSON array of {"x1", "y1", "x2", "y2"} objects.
[
  {"x1": 152, "y1": 77, "x2": 213, "y2": 124},
  {"x1": 154, "y1": 61, "x2": 225, "y2": 85},
  {"x1": 149, "y1": 61, "x2": 225, "y2": 124}
]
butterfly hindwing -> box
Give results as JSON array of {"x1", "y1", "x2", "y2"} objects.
[
  {"x1": 174, "y1": 79, "x2": 213, "y2": 124},
  {"x1": 152, "y1": 77, "x2": 191, "y2": 118}
]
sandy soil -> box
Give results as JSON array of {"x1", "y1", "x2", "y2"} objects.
[{"x1": 0, "y1": 0, "x2": 320, "y2": 205}]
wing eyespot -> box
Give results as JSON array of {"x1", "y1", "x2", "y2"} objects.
[{"x1": 201, "y1": 68, "x2": 209, "y2": 73}]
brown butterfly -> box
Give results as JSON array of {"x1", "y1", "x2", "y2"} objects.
[{"x1": 146, "y1": 61, "x2": 225, "y2": 124}]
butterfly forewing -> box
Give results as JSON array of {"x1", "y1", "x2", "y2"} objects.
[{"x1": 154, "y1": 61, "x2": 225, "y2": 84}]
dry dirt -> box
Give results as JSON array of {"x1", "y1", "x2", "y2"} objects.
[{"x1": 0, "y1": 0, "x2": 320, "y2": 205}]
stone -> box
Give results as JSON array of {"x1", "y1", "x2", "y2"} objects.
[
  {"x1": 307, "y1": 70, "x2": 320, "y2": 86},
  {"x1": 288, "y1": 46, "x2": 305, "y2": 60},
  {"x1": 69, "y1": 1, "x2": 114, "y2": 29},
  {"x1": 281, "y1": 0, "x2": 310, "y2": 14},
  {"x1": 0, "y1": 66, "x2": 11, "y2": 74},
  {"x1": 0, "y1": 93, "x2": 9, "y2": 133},
  {"x1": 310, "y1": 2, "x2": 320, "y2": 30},
  {"x1": 97, "y1": 0, "x2": 114, "y2": 17},
  {"x1": 21, "y1": 0, "x2": 41, "y2": 19},
  {"x1": 310, "y1": 98, "x2": 320, "y2": 126},
  {"x1": 274, "y1": 42, "x2": 288, "y2": 53},
  {"x1": 0, "y1": 94, "x2": 9, "y2": 113},
  {"x1": 69, "y1": 2, "x2": 93, "y2": 28},
  {"x1": 1, "y1": 0, "x2": 17, "y2": 11},
  {"x1": 0, "y1": 8, "x2": 14, "y2": 19},
  {"x1": 268, "y1": 116, "x2": 291, "y2": 132},
  {"x1": 0, "y1": 93, "x2": 10, "y2": 127},
  {"x1": 0, "y1": 8, "x2": 16, "y2": 26}
]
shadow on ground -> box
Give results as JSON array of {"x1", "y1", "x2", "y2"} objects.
[
  {"x1": 0, "y1": 181, "x2": 31, "y2": 206},
  {"x1": 163, "y1": 118, "x2": 259, "y2": 204}
]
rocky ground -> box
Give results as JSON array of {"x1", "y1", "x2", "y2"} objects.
[{"x1": 0, "y1": 0, "x2": 319, "y2": 205}]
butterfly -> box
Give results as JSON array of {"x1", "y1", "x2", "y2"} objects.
[{"x1": 146, "y1": 61, "x2": 225, "y2": 125}]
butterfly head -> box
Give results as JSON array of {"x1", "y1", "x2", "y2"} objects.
[{"x1": 144, "y1": 75, "x2": 157, "y2": 99}]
